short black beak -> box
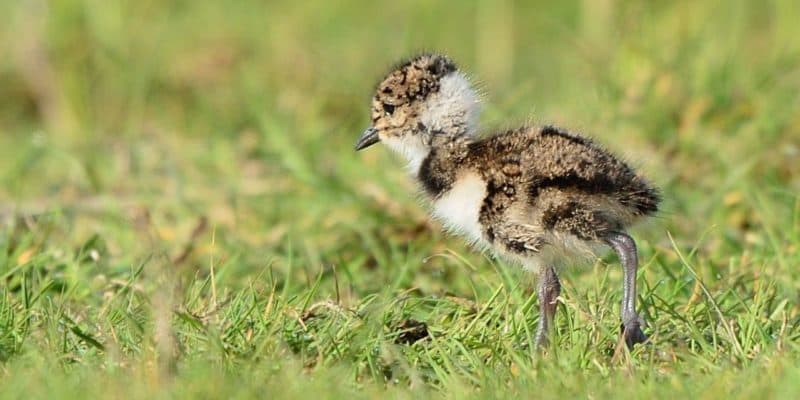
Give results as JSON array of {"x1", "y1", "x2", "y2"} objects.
[{"x1": 354, "y1": 127, "x2": 380, "y2": 151}]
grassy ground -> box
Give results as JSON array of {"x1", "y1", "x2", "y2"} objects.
[{"x1": 1, "y1": 0, "x2": 800, "y2": 398}]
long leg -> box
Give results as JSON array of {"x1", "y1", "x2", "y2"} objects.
[
  {"x1": 486, "y1": 223, "x2": 557, "y2": 347},
  {"x1": 604, "y1": 231, "x2": 647, "y2": 348},
  {"x1": 535, "y1": 265, "x2": 561, "y2": 348}
]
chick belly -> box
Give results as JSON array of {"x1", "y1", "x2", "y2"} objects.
[
  {"x1": 487, "y1": 232, "x2": 601, "y2": 274},
  {"x1": 489, "y1": 204, "x2": 606, "y2": 274}
]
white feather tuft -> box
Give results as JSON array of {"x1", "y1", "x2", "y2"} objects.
[
  {"x1": 420, "y1": 73, "x2": 480, "y2": 137},
  {"x1": 430, "y1": 173, "x2": 487, "y2": 246}
]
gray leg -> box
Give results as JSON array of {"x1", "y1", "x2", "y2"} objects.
[
  {"x1": 489, "y1": 223, "x2": 556, "y2": 347},
  {"x1": 534, "y1": 265, "x2": 561, "y2": 348},
  {"x1": 604, "y1": 232, "x2": 647, "y2": 348}
]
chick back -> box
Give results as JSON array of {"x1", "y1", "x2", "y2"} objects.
[{"x1": 468, "y1": 125, "x2": 660, "y2": 241}]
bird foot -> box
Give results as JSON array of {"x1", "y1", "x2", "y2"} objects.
[{"x1": 621, "y1": 316, "x2": 648, "y2": 349}]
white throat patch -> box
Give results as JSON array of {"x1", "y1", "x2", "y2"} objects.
[{"x1": 381, "y1": 135, "x2": 429, "y2": 174}]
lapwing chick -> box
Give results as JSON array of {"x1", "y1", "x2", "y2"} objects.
[{"x1": 355, "y1": 54, "x2": 660, "y2": 349}]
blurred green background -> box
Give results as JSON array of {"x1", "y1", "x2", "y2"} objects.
[{"x1": 1, "y1": 0, "x2": 799, "y2": 398}]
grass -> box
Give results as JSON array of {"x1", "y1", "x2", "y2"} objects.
[{"x1": 1, "y1": 0, "x2": 800, "y2": 398}]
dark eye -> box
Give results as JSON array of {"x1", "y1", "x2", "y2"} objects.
[{"x1": 382, "y1": 103, "x2": 396, "y2": 115}]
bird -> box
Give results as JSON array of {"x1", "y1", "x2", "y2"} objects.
[{"x1": 354, "y1": 53, "x2": 660, "y2": 349}]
